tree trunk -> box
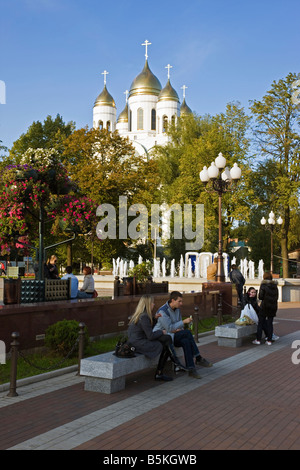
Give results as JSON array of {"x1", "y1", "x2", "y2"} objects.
[
  {"x1": 281, "y1": 237, "x2": 289, "y2": 278},
  {"x1": 67, "y1": 242, "x2": 72, "y2": 266}
]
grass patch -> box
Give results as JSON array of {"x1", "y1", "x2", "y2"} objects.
[
  {"x1": 0, "y1": 316, "x2": 234, "y2": 385},
  {"x1": 0, "y1": 335, "x2": 119, "y2": 385}
]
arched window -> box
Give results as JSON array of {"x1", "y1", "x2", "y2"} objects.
[
  {"x1": 137, "y1": 108, "x2": 143, "y2": 130},
  {"x1": 171, "y1": 115, "x2": 176, "y2": 125},
  {"x1": 151, "y1": 109, "x2": 156, "y2": 130},
  {"x1": 162, "y1": 115, "x2": 168, "y2": 133},
  {"x1": 107, "y1": 121, "x2": 111, "y2": 131},
  {"x1": 99, "y1": 120, "x2": 103, "y2": 130}
]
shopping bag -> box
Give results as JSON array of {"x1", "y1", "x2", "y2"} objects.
[{"x1": 240, "y1": 303, "x2": 258, "y2": 324}]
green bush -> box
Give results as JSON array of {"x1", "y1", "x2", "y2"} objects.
[
  {"x1": 128, "y1": 261, "x2": 152, "y2": 282},
  {"x1": 45, "y1": 319, "x2": 89, "y2": 356}
]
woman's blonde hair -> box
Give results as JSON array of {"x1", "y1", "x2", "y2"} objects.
[
  {"x1": 129, "y1": 295, "x2": 154, "y2": 325},
  {"x1": 47, "y1": 255, "x2": 57, "y2": 264}
]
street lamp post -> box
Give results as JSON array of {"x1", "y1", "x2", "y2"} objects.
[
  {"x1": 260, "y1": 211, "x2": 283, "y2": 274},
  {"x1": 200, "y1": 153, "x2": 242, "y2": 282}
]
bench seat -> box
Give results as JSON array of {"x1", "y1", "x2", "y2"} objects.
[
  {"x1": 80, "y1": 347, "x2": 184, "y2": 394},
  {"x1": 215, "y1": 322, "x2": 257, "y2": 347}
]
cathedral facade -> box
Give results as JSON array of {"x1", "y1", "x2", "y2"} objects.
[{"x1": 92, "y1": 41, "x2": 192, "y2": 157}]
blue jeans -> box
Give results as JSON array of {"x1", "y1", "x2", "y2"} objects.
[
  {"x1": 174, "y1": 329, "x2": 200, "y2": 369},
  {"x1": 77, "y1": 291, "x2": 93, "y2": 299}
]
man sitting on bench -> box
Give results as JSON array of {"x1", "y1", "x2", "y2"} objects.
[{"x1": 154, "y1": 291, "x2": 213, "y2": 379}]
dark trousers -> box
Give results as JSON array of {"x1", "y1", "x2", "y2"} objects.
[
  {"x1": 156, "y1": 335, "x2": 173, "y2": 372},
  {"x1": 237, "y1": 285, "x2": 244, "y2": 307},
  {"x1": 174, "y1": 329, "x2": 199, "y2": 369},
  {"x1": 257, "y1": 315, "x2": 273, "y2": 342}
]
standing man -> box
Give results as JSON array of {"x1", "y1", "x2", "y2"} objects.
[
  {"x1": 154, "y1": 291, "x2": 213, "y2": 378},
  {"x1": 61, "y1": 266, "x2": 79, "y2": 299},
  {"x1": 229, "y1": 264, "x2": 245, "y2": 307}
]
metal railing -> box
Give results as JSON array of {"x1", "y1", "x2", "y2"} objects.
[{"x1": 6, "y1": 322, "x2": 86, "y2": 397}]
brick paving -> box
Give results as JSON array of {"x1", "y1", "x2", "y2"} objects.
[{"x1": 0, "y1": 302, "x2": 299, "y2": 451}]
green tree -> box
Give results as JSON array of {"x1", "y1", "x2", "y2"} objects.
[
  {"x1": 0, "y1": 148, "x2": 97, "y2": 275},
  {"x1": 63, "y1": 127, "x2": 161, "y2": 263},
  {"x1": 153, "y1": 104, "x2": 251, "y2": 260},
  {"x1": 9, "y1": 114, "x2": 75, "y2": 162},
  {"x1": 250, "y1": 73, "x2": 300, "y2": 277}
]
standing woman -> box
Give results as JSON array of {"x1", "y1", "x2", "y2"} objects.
[
  {"x1": 45, "y1": 255, "x2": 60, "y2": 279},
  {"x1": 128, "y1": 295, "x2": 177, "y2": 381},
  {"x1": 255, "y1": 272, "x2": 279, "y2": 345}
]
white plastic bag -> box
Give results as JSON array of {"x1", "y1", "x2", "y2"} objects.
[{"x1": 240, "y1": 303, "x2": 258, "y2": 324}]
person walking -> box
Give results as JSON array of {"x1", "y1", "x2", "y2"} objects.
[{"x1": 253, "y1": 272, "x2": 279, "y2": 345}]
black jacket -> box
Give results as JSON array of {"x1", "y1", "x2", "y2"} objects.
[
  {"x1": 229, "y1": 269, "x2": 245, "y2": 287},
  {"x1": 243, "y1": 293, "x2": 260, "y2": 314},
  {"x1": 258, "y1": 280, "x2": 278, "y2": 317}
]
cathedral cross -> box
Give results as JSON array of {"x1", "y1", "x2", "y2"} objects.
[
  {"x1": 141, "y1": 40, "x2": 151, "y2": 60},
  {"x1": 181, "y1": 85, "x2": 188, "y2": 98},
  {"x1": 102, "y1": 70, "x2": 109, "y2": 85},
  {"x1": 165, "y1": 64, "x2": 172, "y2": 79}
]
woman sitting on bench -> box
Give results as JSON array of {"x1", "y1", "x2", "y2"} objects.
[{"x1": 128, "y1": 295, "x2": 187, "y2": 382}]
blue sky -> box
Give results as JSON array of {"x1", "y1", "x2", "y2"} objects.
[{"x1": 1, "y1": 0, "x2": 299, "y2": 151}]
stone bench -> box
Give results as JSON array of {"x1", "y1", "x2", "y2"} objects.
[
  {"x1": 215, "y1": 322, "x2": 257, "y2": 347},
  {"x1": 80, "y1": 348, "x2": 184, "y2": 394}
]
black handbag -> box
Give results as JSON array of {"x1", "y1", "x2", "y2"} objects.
[{"x1": 114, "y1": 337, "x2": 136, "y2": 358}]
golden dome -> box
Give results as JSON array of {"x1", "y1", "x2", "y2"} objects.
[
  {"x1": 158, "y1": 79, "x2": 179, "y2": 102},
  {"x1": 129, "y1": 60, "x2": 162, "y2": 98},
  {"x1": 94, "y1": 85, "x2": 116, "y2": 108},
  {"x1": 117, "y1": 102, "x2": 128, "y2": 123},
  {"x1": 180, "y1": 98, "x2": 192, "y2": 115}
]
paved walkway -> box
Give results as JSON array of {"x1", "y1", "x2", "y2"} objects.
[{"x1": 0, "y1": 302, "x2": 300, "y2": 451}]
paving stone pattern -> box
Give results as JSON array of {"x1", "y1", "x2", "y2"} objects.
[{"x1": 0, "y1": 302, "x2": 300, "y2": 451}]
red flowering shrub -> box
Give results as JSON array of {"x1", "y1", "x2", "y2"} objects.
[{"x1": 0, "y1": 148, "x2": 97, "y2": 254}]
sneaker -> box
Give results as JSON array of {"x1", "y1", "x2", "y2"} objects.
[
  {"x1": 272, "y1": 334, "x2": 279, "y2": 341},
  {"x1": 155, "y1": 373, "x2": 173, "y2": 382},
  {"x1": 265, "y1": 340, "x2": 272, "y2": 346},
  {"x1": 188, "y1": 368, "x2": 202, "y2": 379},
  {"x1": 174, "y1": 364, "x2": 189, "y2": 373},
  {"x1": 195, "y1": 356, "x2": 213, "y2": 367},
  {"x1": 252, "y1": 340, "x2": 261, "y2": 345}
]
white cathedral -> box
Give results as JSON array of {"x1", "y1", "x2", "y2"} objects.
[{"x1": 92, "y1": 40, "x2": 192, "y2": 157}]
